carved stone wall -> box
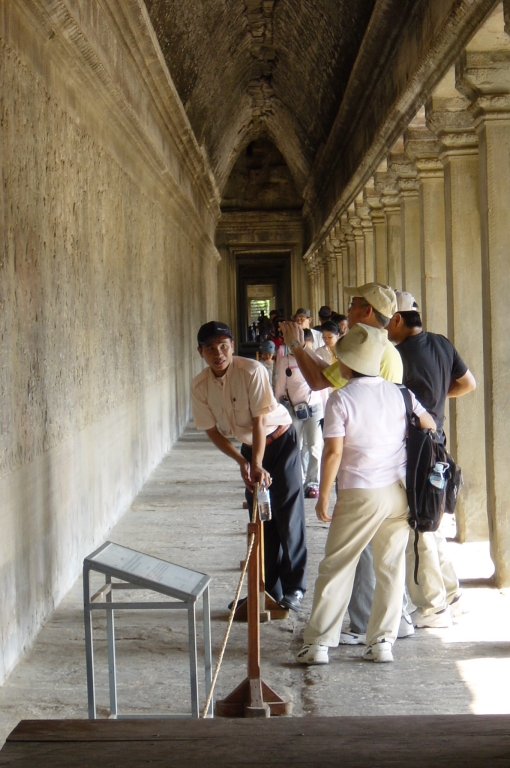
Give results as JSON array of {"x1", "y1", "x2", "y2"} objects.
[{"x1": 0, "y1": 1, "x2": 219, "y2": 683}]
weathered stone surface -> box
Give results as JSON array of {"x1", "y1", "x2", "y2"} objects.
[
  {"x1": 144, "y1": 0, "x2": 376, "y2": 193},
  {"x1": 0, "y1": 425, "x2": 504, "y2": 746},
  {"x1": 0, "y1": 1, "x2": 219, "y2": 684},
  {"x1": 221, "y1": 140, "x2": 303, "y2": 212}
]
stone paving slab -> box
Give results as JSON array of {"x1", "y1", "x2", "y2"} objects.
[{"x1": 0, "y1": 425, "x2": 509, "y2": 747}]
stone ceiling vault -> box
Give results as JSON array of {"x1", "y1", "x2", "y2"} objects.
[
  {"x1": 144, "y1": 0, "x2": 499, "y2": 246},
  {"x1": 144, "y1": 0, "x2": 376, "y2": 193}
]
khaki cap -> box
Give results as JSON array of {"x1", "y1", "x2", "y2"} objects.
[
  {"x1": 334, "y1": 323, "x2": 386, "y2": 376},
  {"x1": 345, "y1": 282, "x2": 397, "y2": 319}
]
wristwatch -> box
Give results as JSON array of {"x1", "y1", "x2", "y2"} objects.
[{"x1": 289, "y1": 339, "x2": 304, "y2": 350}]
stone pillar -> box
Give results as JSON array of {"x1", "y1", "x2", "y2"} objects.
[
  {"x1": 317, "y1": 257, "x2": 326, "y2": 316},
  {"x1": 375, "y1": 166, "x2": 401, "y2": 288},
  {"x1": 404, "y1": 125, "x2": 448, "y2": 335},
  {"x1": 426, "y1": 83, "x2": 488, "y2": 543},
  {"x1": 331, "y1": 226, "x2": 344, "y2": 311},
  {"x1": 458, "y1": 49, "x2": 510, "y2": 584},
  {"x1": 306, "y1": 260, "x2": 316, "y2": 319},
  {"x1": 356, "y1": 198, "x2": 375, "y2": 283},
  {"x1": 337, "y1": 226, "x2": 351, "y2": 312},
  {"x1": 388, "y1": 145, "x2": 421, "y2": 300},
  {"x1": 348, "y1": 205, "x2": 365, "y2": 285},
  {"x1": 325, "y1": 239, "x2": 338, "y2": 310},
  {"x1": 398, "y1": 178, "x2": 422, "y2": 306},
  {"x1": 340, "y1": 213, "x2": 356, "y2": 287},
  {"x1": 364, "y1": 183, "x2": 387, "y2": 285}
]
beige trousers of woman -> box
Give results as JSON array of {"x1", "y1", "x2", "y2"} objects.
[{"x1": 303, "y1": 479, "x2": 409, "y2": 648}]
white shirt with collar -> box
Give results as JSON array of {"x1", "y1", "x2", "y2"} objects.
[
  {"x1": 191, "y1": 356, "x2": 291, "y2": 445},
  {"x1": 323, "y1": 377, "x2": 426, "y2": 490}
]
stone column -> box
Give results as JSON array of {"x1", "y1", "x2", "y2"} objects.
[
  {"x1": 388, "y1": 146, "x2": 421, "y2": 300},
  {"x1": 306, "y1": 260, "x2": 316, "y2": 319},
  {"x1": 375, "y1": 165, "x2": 402, "y2": 288},
  {"x1": 348, "y1": 205, "x2": 365, "y2": 285},
  {"x1": 340, "y1": 213, "x2": 356, "y2": 287},
  {"x1": 364, "y1": 183, "x2": 387, "y2": 285},
  {"x1": 404, "y1": 125, "x2": 448, "y2": 335},
  {"x1": 458, "y1": 49, "x2": 510, "y2": 584},
  {"x1": 335, "y1": 225, "x2": 351, "y2": 313},
  {"x1": 317, "y1": 257, "x2": 326, "y2": 316},
  {"x1": 398, "y1": 178, "x2": 422, "y2": 306},
  {"x1": 356, "y1": 198, "x2": 375, "y2": 283},
  {"x1": 426, "y1": 84, "x2": 488, "y2": 543},
  {"x1": 325, "y1": 239, "x2": 338, "y2": 310},
  {"x1": 331, "y1": 226, "x2": 344, "y2": 311}
]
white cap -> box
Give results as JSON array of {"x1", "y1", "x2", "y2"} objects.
[{"x1": 395, "y1": 290, "x2": 419, "y2": 312}]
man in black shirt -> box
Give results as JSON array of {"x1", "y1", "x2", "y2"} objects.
[{"x1": 388, "y1": 291, "x2": 476, "y2": 628}]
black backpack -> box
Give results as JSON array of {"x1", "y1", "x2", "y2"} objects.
[{"x1": 398, "y1": 386, "x2": 461, "y2": 583}]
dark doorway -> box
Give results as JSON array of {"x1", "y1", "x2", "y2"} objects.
[{"x1": 236, "y1": 253, "x2": 292, "y2": 357}]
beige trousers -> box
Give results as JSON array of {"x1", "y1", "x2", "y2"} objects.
[
  {"x1": 303, "y1": 480, "x2": 409, "y2": 648},
  {"x1": 406, "y1": 528, "x2": 459, "y2": 616}
]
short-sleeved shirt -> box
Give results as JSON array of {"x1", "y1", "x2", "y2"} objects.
[
  {"x1": 322, "y1": 332, "x2": 403, "y2": 390},
  {"x1": 274, "y1": 353, "x2": 324, "y2": 412},
  {"x1": 323, "y1": 377, "x2": 426, "y2": 490},
  {"x1": 191, "y1": 356, "x2": 291, "y2": 445},
  {"x1": 396, "y1": 332, "x2": 468, "y2": 427}
]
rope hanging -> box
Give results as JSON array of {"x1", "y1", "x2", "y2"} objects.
[{"x1": 201, "y1": 486, "x2": 259, "y2": 718}]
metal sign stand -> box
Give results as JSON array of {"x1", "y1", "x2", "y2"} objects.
[
  {"x1": 83, "y1": 542, "x2": 212, "y2": 719},
  {"x1": 215, "y1": 514, "x2": 292, "y2": 717}
]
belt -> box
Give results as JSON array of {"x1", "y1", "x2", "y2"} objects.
[{"x1": 266, "y1": 423, "x2": 290, "y2": 446}]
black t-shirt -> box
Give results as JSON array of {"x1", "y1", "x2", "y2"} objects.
[{"x1": 397, "y1": 332, "x2": 468, "y2": 427}]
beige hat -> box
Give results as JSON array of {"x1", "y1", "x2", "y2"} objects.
[
  {"x1": 334, "y1": 323, "x2": 386, "y2": 376},
  {"x1": 345, "y1": 282, "x2": 397, "y2": 319},
  {"x1": 395, "y1": 290, "x2": 419, "y2": 312}
]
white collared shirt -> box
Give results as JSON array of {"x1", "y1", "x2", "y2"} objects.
[
  {"x1": 191, "y1": 356, "x2": 291, "y2": 445},
  {"x1": 323, "y1": 377, "x2": 426, "y2": 489}
]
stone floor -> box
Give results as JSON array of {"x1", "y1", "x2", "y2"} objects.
[{"x1": 1, "y1": 425, "x2": 509, "y2": 747}]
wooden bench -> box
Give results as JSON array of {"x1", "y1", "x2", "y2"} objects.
[{"x1": 1, "y1": 715, "x2": 509, "y2": 766}]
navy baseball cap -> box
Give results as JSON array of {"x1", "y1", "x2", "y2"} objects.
[{"x1": 197, "y1": 321, "x2": 233, "y2": 345}]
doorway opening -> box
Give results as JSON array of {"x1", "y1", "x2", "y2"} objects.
[{"x1": 236, "y1": 253, "x2": 292, "y2": 357}]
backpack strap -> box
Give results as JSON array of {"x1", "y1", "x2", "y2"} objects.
[
  {"x1": 397, "y1": 384, "x2": 413, "y2": 426},
  {"x1": 398, "y1": 384, "x2": 421, "y2": 585},
  {"x1": 413, "y1": 529, "x2": 420, "y2": 585}
]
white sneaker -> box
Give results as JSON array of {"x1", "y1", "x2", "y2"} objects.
[
  {"x1": 449, "y1": 593, "x2": 468, "y2": 619},
  {"x1": 363, "y1": 640, "x2": 393, "y2": 663},
  {"x1": 296, "y1": 642, "x2": 329, "y2": 665},
  {"x1": 397, "y1": 612, "x2": 415, "y2": 639},
  {"x1": 412, "y1": 607, "x2": 453, "y2": 628},
  {"x1": 339, "y1": 629, "x2": 366, "y2": 645}
]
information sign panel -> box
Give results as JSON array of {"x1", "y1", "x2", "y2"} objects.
[{"x1": 86, "y1": 542, "x2": 209, "y2": 602}]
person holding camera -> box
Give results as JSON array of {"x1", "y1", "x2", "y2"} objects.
[
  {"x1": 191, "y1": 321, "x2": 307, "y2": 612},
  {"x1": 274, "y1": 329, "x2": 324, "y2": 499}
]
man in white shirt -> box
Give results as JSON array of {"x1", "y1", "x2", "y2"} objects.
[
  {"x1": 296, "y1": 323, "x2": 435, "y2": 665},
  {"x1": 191, "y1": 321, "x2": 307, "y2": 612}
]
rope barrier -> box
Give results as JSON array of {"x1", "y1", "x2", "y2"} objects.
[{"x1": 200, "y1": 487, "x2": 259, "y2": 718}]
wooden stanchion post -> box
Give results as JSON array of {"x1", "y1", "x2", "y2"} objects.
[
  {"x1": 215, "y1": 487, "x2": 292, "y2": 718},
  {"x1": 234, "y1": 494, "x2": 289, "y2": 623}
]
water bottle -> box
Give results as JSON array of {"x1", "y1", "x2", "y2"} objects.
[
  {"x1": 257, "y1": 484, "x2": 272, "y2": 521},
  {"x1": 429, "y1": 462, "x2": 448, "y2": 490}
]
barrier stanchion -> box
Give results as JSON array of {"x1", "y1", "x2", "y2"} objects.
[
  {"x1": 234, "y1": 492, "x2": 289, "y2": 623},
  {"x1": 215, "y1": 484, "x2": 292, "y2": 718}
]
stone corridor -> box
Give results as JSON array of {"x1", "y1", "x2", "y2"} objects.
[{"x1": 0, "y1": 425, "x2": 507, "y2": 746}]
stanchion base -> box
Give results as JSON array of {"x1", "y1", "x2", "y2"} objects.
[
  {"x1": 233, "y1": 592, "x2": 289, "y2": 622},
  {"x1": 215, "y1": 677, "x2": 292, "y2": 718}
]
